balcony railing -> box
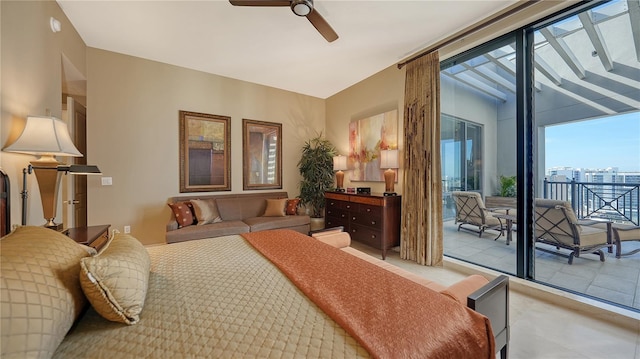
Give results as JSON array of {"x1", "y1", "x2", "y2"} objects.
[{"x1": 543, "y1": 178, "x2": 640, "y2": 225}]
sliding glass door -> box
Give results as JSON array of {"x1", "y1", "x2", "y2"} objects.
[{"x1": 440, "y1": 0, "x2": 640, "y2": 311}]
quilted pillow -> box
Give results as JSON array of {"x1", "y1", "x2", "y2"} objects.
[
  {"x1": 190, "y1": 198, "x2": 222, "y2": 225},
  {"x1": 263, "y1": 198, "x2": 287, "y2": 217},
  {"x1": 1, "y1": 226, "x2": 92, "y2": 358},
  {"x1": 168, "y1": 201, "x2": 196, "y2": 228},
  {"x1": 285, "y1": 198, "x2": 300, "y2": 215},
  {"x1": 79, "y1": 233, "x2": 151, "y2": 325}
]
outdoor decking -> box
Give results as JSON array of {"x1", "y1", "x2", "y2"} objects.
[{"x1": 443, "y1": 220, "x2": 640, "y2": 310}]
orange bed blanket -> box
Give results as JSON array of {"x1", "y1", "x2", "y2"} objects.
[{"x1": 242, "y1": 229, "x2": 495, "y2": 359}]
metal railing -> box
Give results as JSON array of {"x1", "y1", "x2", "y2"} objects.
[{"x1": 543, "y1": 178, "x2": 640, "y2": 225}]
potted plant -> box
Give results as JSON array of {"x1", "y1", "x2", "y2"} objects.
[
  {"x1": 297, "y1": 133, "x2": 336, "y2": 229},
  {"x1": 486, "y1": 175, "x2": 517, "y2": 209}
]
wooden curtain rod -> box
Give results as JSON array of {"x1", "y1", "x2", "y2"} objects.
[{"x1": 397, "y1": 0, "x2": 540, "y2": 69}]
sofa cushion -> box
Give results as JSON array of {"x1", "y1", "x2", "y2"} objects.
[
  {"x1": 263, "y1": 198, "x2": 287, "y2": 217},
  {"x1": 244, "y1": 215, "x2": 310, "y2": 232},
  {"x1": 191, "y1": 198, "x2": 222, "y2": 225},
  {"x1": 166, "y1": 220, "x2": 249, "y2": 244},
  {"x1": 1, "y1": 226, "x2": 93, "y2": 358},
  {"x1": 79, "y1": 233, "x2": 151, "y2": 325},
  {"x1": 168, "y1": 202, "x2": 195, "y2": 228}
]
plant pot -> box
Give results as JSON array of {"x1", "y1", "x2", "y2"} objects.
[
  {"x1": 310, "y1": 217, "x2": 325, "y2": 231},
  {"x1": 485, "y1": 196, "x2": 517, "y2": 209}
]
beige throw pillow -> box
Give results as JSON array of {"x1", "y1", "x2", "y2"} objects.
[
  {"x1": 79, "y1": 233, "x2": 151, "y2": 325},
  {"x1": 191, "y1": 198, "x2": 222, "y2": 225},
  {"x1": 1, "y1": 226, "x2": 92, "y2": 358},
  {"x1": 263, "y1": 198, "x2": 287, "y2": 217}
]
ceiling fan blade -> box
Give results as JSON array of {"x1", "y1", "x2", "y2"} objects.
[
  {"x1": 306, "y1": 9, "x2": 338, "y2": 42},
  {"x1": 229, "y1": 0, "x2": 290, "y2": 7}
]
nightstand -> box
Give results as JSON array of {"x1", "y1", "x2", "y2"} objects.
[{"x1": 66, "y1": 225, "x2": 111, "y2": 252}]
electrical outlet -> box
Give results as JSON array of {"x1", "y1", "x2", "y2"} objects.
[
  {"x1": 124, "y1": 225, "x2": 131, "y2": 234},
  {"x1": 101, "y1": 177, "x2": 113, "y2": 186}
]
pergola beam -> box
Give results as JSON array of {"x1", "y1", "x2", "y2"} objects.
[
  {"x1": 627, "y1": 0, "x2": 640, "y2": 62},
  {"x1": 462, "y1": 63, "x2": 516, "y2": 93},
  {"x1": 534, "y1": 54, "x2": 562, "y2": 86},
  {"x1": 444, "y1": 71, "x2": 508, "y2": 102},
  {"x1": 540, "y1": 27, "x2": 586, "y2": 79},
  {"x1": 578, "y1": 11, "x2": 614, "y2": 71}
]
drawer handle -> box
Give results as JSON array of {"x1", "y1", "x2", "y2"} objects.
[
  {"x1": 352, "y1": 229, "x2": 357, "y2": 233},
  {"x1": 371, "y1": 221, "x2": 376, "y2": 225},
  {"x1": 371, "y1": 235, "x2": 377, "y2": 239},
  {"x1": 346, "y1": 205, "x2": 351, "y2": 209},
  {"x1": 352, "y1": 217, "x2": 356, "y2": 221},
  {"x1": 366, "y1": 208, "x2": 371, "y2": 212},
  {"x1": 341, "y1": 214, "x2": 346, "y2": 218}
]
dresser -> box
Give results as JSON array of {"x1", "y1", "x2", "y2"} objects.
[{"x1": 325, "y1": 192, "x2": 401, "y2": 259}]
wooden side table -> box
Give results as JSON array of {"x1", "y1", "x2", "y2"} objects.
[{"x1": 66, "y1": 224, "x2": 111, "y2": 252}]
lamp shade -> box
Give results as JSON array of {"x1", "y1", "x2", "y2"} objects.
[
  {"x1": 333, "y1": 155, "x2": 348, "y2": 171},
  {"x1": 379, "y1": 149, "x2": 399, "y2": 169},
  {"x1": 3, "y1": 115, "x2": 82, "y2": 157}
]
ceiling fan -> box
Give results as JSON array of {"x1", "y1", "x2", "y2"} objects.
[{"x1": 229, "y1": 0, "x2": 339, "y2": 42}]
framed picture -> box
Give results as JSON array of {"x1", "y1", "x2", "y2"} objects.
[
  {"x1": 242, "y1": 119, "x2": 282, "y2": 190},
  {"x1": 179, "y1": 110, "x2": 231, "y2": 192},
  {"x1": 348, "y1": 109, "x2": 398, "y2": 182}
]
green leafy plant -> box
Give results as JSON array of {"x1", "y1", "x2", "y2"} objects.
[
  {"x1": 298, "y1": 134, "x2": 337, "y2": 218},
  {"x1": 497, "y1": 175, "x2": 517, "y2": 197}
]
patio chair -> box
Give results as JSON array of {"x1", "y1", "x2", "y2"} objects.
[
  {"x1": 534, "y1": 198, "x2": 613, "y2": 264},
  {"x1": 452, "y1": 191, "x2": 504, "y2": 240}
]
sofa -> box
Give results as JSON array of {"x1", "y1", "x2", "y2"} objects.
[{"x1": 166, "y1": 191, "x2": 310, "y2": 244}]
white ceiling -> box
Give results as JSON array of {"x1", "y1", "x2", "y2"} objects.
[{"x1": 56, "y1": 0, "x2": 518, "y2": 99}]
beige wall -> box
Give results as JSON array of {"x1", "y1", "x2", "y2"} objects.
[
  {"x1": 1, "y1": 0, "x2": 87, "y2": 229},
  {"x1": 325, "y1": 66, "x2": 406, "y2": 195},
  {"x1": 86, "y1": 48, "x2": 324, "y2": 244}
]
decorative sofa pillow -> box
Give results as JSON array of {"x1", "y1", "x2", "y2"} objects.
[
  {"x1": 79, "y1": 233, "x2": 151, "y2": 325},
  {"x1": 168, "y1": 201, "x2": 196, "y2": 228},
  {"x1": 1, "y1": 226, "x2": 93, "y2": 358},
  {"x1": 285, "y1": 198, "x2": 300, "y2": 215},
  {"x1": 190, "y1": 198, "x2": 222, "y2": 225},
  {"x1": 263, "y1": 198, "x2": 287, "y2": 217}
]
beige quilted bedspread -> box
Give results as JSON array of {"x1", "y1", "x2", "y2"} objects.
[{"x1": 54, "y1": 235, "x2": 369, "y2": 358}]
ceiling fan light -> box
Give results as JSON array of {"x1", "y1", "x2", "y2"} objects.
[{"x1": 291, "y1": 0, "x2": 312, "y2": 16}]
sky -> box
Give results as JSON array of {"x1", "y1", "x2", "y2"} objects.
[{"x1": 545, "y1": 112, "x2": 640, "y2": 172}]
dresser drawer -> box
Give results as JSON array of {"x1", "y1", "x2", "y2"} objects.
[
  {"x1": 349, "y1": 224, "x2": 382, "y2": 249},
  {"x1": 356, "y1": 203, "x2": 382, "y2": 217},
  {"x1": 326, "y1": 216, "x2": 349, "y2": 229},
  {"x1": 350, "y1": 211, "x2": 382, "y2": 228},
  {"x1": 326, "y1": 207, "x2": 349, "y2": 220},
  {"x1": 326, "y1": 198, "x2": 349, "y2": 210}
]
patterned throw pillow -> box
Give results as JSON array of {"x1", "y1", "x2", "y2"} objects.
[
  {"x1": 263, "y1": 198, "x2": 287, "y2": 217},
  {"x1": 168, "y1": 201, "x2": 195, "y2": 228},
  {"x1": 285, "y1": 198, "x2": 301, "y2": 215},
  {"x1": 79, "y1": 233, "x2": 151, "y2": 325},
  {"x1": 1, "y1": 226, "x2": 93, "y2": 358}
]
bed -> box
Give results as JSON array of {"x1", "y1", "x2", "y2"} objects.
[{"x1": 1, "y1": 226, "x2": 508, "y2": 359}]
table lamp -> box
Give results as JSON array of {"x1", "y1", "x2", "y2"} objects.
[
  {"x1": 333, "y1": 155, "x2": 347, "y2": 192},
  {"x1": 380, "y1": 149, "x2": 398, "y2": 196},
  {"x1": 3, "y1": 115, "x2": 99, "y2": 229}
]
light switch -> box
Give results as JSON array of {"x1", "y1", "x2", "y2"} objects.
[{"x1": 101, "y1": 177, "x2": 113, "y2": 186}]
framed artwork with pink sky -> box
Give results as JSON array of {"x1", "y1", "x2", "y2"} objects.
[{"x1": 348, "y1": 109, "x2": 398, "y2": 182}]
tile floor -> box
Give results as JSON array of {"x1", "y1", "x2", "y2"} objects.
[
  {"x1": 443, "y1": 220, "x2": 640, "y2": 309},
  {"x1": 349, "y1": 240, "x2": 640, "y2": 359}
]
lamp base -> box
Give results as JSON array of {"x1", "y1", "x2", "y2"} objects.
[{"x1": 45, "y1": 222, "x2": 63, "y2": 231}]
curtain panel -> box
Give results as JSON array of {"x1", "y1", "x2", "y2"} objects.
[{"x1": 400, "y1": 51, "x2": 443, "y2": 266}]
